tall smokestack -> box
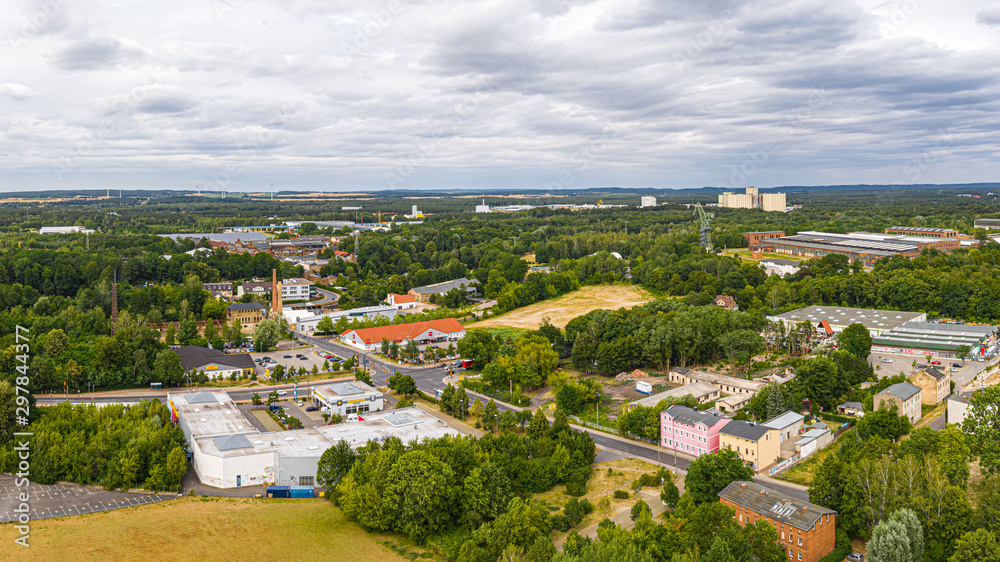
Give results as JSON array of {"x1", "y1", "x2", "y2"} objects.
[{"x1": 272, "y1": 269, "x2": 278, "y2": 314}]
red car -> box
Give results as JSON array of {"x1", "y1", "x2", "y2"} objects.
[{"x1": 931, "y1": 360, "x2": 941, "y2": 365}]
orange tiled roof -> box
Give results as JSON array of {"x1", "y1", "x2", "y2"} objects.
[{"x1": 342, "y1": 318, "x2": 464, "y2": 343}]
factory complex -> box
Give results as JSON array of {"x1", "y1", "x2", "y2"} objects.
[{"x1": 168, "y1": 389, "x2": 461, "y2": 489}]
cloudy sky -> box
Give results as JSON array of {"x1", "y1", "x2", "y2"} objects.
[{"x1": 1, "y1": 0, "x2": 999, "y2": 192}]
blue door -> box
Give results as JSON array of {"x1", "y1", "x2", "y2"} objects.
[{"x1": 237, "y1": 475, "x2": 241, "y2": 487}]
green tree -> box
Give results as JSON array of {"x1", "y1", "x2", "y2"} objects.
[
  {"x1": 955, "y1": 345, "x2": 971, "y2": 365},
  {"x1": 178, "y1": 315, "x2": 198, "y2": 345},
  {"x1": 962, "y1": 385, "x2": 1000, "y2": 475},
  {"x1": 251, "y1": 392, "x2": 262, "y2": 405},
  {"x1": 457, "y1": 329, "x2": 500, "y2": 367},
  {"x1": 557, "y1": 383, "x2": 582, "y2": 415},
  {"x1": 381, "y1": 450, "x2": 457, "y2": 543},
  {"x1": 44, "y1": 328, "x2": 68, "y2": 357},
  {"x1": 498, "y1": 410, "x2": 516, "y2": 433},
  {"x1": 515, "y1": 336, "x2": 559, "y2": 387},
  {"x1": 483, "y1": 399, "x2": 499, "y2": 433},
  {"x1": 387, "y1": 373, "x2": 417, "y2": 395},
  {"x1": 717, "y1": 329, "x2": 765, "y2": 377},
  {"x1": 765, "y1": 383, "x2": 789, "y2": 420},
  {"x1": 317, "y1": 439, "x2": 357, "y2": 492},
  {"x1": 253, "y1": 318, "x2": 280, "y2": 352},
  {"x1": 201, "y1": 298, "x2": 228, "y2": 320},
  {"x1": 684, "y1": 448, "x2": 754, "y2": 505},
  {"x1": 154, "y1": 349, "x2": 183, "y2": 385},
  {"x1": 316, "y1": 316, "x2": 335, "y2": 335},
  {"x1": 950, "y1": 529, "x2": 1000, "y2": 562},
  {"x1": 837, "y1": 322, "x2": 874, "y2": 359},
  {"x1": 164, "y1": 322, "x2": 176, "y2": 346},
  {"x1": 868, "y1": 515, "x2": 914, "y2": 562},
  {"x1": 164, "y1": 446, "x2": 187, "y2": 489}
]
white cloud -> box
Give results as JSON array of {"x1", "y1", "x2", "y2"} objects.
[{"x1": 1, "y1": 0, "x2": 999, "y2": 191}]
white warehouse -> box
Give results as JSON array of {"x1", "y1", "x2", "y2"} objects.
[{"x1": 168, "y1": 390, "x2": 462, "y2": 489}]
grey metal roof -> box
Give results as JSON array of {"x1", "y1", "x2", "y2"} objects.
[
  {"x1": 878, "y1": 382, "x2": 922, "y2": 401},
  {"x1": 918, "y1": 366, "x2": 948, "y2": 381},
  {"x1": 886, "y1": 226, "x2": 955, "y2": 233},
  {"x1": 187, "y1": 391, "x2": 219, "y2": 404},
  {"x1": 838, "y1": 402, "x2": 864, "y2": 410},
  {"x1": 228, "y1": 302, "x2": 265, "y2": 311},
  {"x1": 763, "y1": 411, "x2": 804, "y2": 430},
  {"x1": 663, "y1": 405, "x2": 726, "y2": 428},
  {"x1": 769, "y1": 306, "x2": 923, "y2": 331},
  {"x1": 718, "y1": 481, "x2": 835, "y2": 531},
  {"x1": 174, "y1": 345, "x2": 256, "y2": 372},
  {"x1": 329, "y1": 382, "x2": 364, "y2": 396},
  {"x1": 719, "y1": 420, "x2": 772, "y2": 441},
  {"x1": 213, "y1": 434, "x2": 254, "y2": 451},
  {"x1": 411, "y1": 277, "x2": 477, "y2": 295}
]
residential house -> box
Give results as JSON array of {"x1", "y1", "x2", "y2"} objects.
[
  {"x1": 836, "y1": 402, "x2": 864, "y2": 417},
  {"x1": 719, "y1": 481, "x2": 836, "y2": 562},
  {"x1": 718, "y1": 420, "x2": 780, "y2": 471},
  {"x1": 714, "y1": 295, "x2": 738, "y2": 311},
  {"x1": 946, "y1": 391, "x2": 974, "y2": 427},
  {"x1": 660, "y1": 405, "x2": 731, "y2": 458},
  {"x1": 203, "y1": 282, "x2": 233, "y2": 299},
  {"x1": 631, "y1": 382, "x2": 720, "y2": 408},
  {"x1": 874, "y1": 382, "x2": 923, "y2": 424},
  {"x1": 909, "y1": 365, "x2": 951, "y2": 405},
  {"x1": 763, "y1": 411, "x2": 805, "y2": 444}
]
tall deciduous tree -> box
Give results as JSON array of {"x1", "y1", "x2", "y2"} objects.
[
  {"x1": 962, "y1": 385, "x2": 1000, "y2": 475},
  {"x1": 684, "y1": 448, "x2": 754, "y2": 506},
  {"x1": 253, "y1": 318, "x2": 280, "y2": 352},
  {"x1": 837, "y1": 322, "x2": 873, "y2": 359}
]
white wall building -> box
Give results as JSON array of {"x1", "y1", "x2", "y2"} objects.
[
  {"x1": 168, "y1": 390, "x2": 461, "y2": 489},
  {"x1": 640, "y1": 196, "x2": 657, "y2": 207},
  {"x1": 295, "y1": 305, "x2": 398, "y2": 332},
  {"x1": 311, "y1": 381, "x2": 383, "y2": 416},
  {"x1": 340, "y1": 318, "x2": 466, "y2": 351}
]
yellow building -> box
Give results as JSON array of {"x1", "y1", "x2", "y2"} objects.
[
  {"x1": 909, "y1": 366, "x2": 951, "y2": 406},
  {"x1": 227, "y1": 302, "x2": 265, "y2": 333},
  {"x1": 718, "y1": 420, "x2": 780, "y2": 472}
]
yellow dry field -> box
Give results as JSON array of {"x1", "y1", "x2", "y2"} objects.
[
  {"x1": 0, "y1": 497, "x2": 413, "y2": 562},
  {"x1": 475, "y1": 285, "x2": 653, "y2": 330}
]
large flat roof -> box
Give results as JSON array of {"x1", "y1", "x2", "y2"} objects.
[
  {"x1": 631, "y1": 383, "x2": 717, "y2": 408},
  {"x1": 196, "y1": 407, "x2": 459, "y2": 458},
  {"x1": 168, "y1": 390, "x2": 258, "y2": 438},
  {"x1": 768, "y1": 306, "x2": 925, "y2": 331},
  {"x1": 873, "y1": 321, "x2": 997, "y2": 351}
]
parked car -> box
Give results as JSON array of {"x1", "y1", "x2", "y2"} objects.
[
  {"x1": 847, "y1": 553, "x2": 864, "y2": 562},
  {"x1": 283, "y1": 355, "x2": 293, "y2": 358},
  {"x1": 277, "y1": 390, "x2": 287, "y2": 395},
  {"x1": 881, "y1": 358, "x2": 893, "y2": 363},
  {"x1": 306, "y1": 405, "x2": 319, "y2": 412},
  {"x1": 953, "y1": 362, "x2": 963, "y2": 367},
  {"x1": 931, "y1": 360, "x2": 942, "y2": 365}
]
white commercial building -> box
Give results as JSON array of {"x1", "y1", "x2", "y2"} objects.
[
  {"x1": 168, "y1": 389, "x2": 462, "y2": 489},
  {"x1": 640, "y1": 196, "x2": 657, "y2": 207},
  {"x1": 340, "y1": 318, "x2": 467, "y2": 351},
  {"x1": 295, "y1": 305, "x2": 398, "y2": 332},
  {"x1": 311, "y1": 381, "x2": 384, "y2": 417},
  {"x1": 39, "y1": 226, "x2": 94, "y2": 234}
]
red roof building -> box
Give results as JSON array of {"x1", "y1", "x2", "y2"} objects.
[
  {"x1": 385, "y1": 293, "x2": 417, "y2": 309},
  {"x1": 341, "y1": 318, "x2": 466, "y2": 351}
]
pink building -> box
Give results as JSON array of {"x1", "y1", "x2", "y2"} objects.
[{"x1": 661, "y1": 405, "x2": 732, "y2": 458}]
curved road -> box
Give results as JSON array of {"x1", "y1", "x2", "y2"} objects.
[{"x1": 46, "y1": 331, "x2": 809, "y2": 501}]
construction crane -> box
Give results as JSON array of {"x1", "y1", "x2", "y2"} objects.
[{"x1": 693, "y1": 203, "x2": 714, "y2": 251}]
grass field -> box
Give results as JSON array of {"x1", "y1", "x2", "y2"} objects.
[
  {"x1": 474, "y1": 285, "x2": 653, "y2": 330},
  {"x1": 0, "y1": 497, "x2": 420, "y2": 561}
]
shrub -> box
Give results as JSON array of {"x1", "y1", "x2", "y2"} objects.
[
  {"x1": 564, "y1": 497, "x2": 593, "y2": 526},
  {"x1": 606, "y1": 467, "x2": 614, "y2": 476},
  {"x1": 565, "y1": 470, "x2": 588, "y2": 497},
  {"x1": 550, "y1": 514, "x2": 571, "y2": 532},
  {"x1": 613, "y1": 490, "x2": 629, "y2": 500}
]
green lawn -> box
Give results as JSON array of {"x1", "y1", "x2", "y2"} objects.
[{"x1": 0, "y1": 496, "x2": 421, "y2": 561}]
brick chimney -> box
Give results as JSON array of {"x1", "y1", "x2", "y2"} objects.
[{"x1": 272, "y1": 269, "x2": 282, "y2": 315}]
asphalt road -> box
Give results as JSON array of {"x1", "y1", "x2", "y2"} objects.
[{"x1": 43, "y1": 332, "x2": 810, "y2": 502}]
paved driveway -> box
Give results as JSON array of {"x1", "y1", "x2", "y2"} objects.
[
  {"x1": 0, "y1": 475, "x2": 175, "y2": 522},
  {"x1": 868, "y1": 351, "x2": 996, "y2": 390}
]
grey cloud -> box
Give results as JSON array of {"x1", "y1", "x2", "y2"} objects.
[
  {"x1": 977, "y1": 7, "x2": 1000, "y2": 26},
  {"x1": 49, "y1": 36, "x2": 150, "y2": 71}
]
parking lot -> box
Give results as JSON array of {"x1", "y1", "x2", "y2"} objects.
[
  {"x1": 868, "y1": 351, "x2": 998, "y2": 390},
  {"x1": 0, "y1": 475, "x2": 175, "y2": 522},
  {"x1": 249, "y1": 348, "x2": 335, "y2": 380}
]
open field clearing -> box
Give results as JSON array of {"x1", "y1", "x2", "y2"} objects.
[
  {"x1": 474, "y1": 285, "x2": 653, "y2": 330},
  {"x1": 0, "y1": 496, "x2": 413, "y2": 561}
]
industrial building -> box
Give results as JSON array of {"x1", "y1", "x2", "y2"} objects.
[
  {"x1": 630, "y1": 382, "x2": 720, "y2": 408},
  {"x1": 767, "y1": 306, "x2": 926, "y2": 337},
  {"x1": 759, "y1": 258, "x2": 801, "y2": 277},
  {"x1": 743, "y1": 231, "x2": 785, "y2": 248},
  {"x1": 168, "y1": 390, "x2": 462, "y2": 489},
  {"x1": 311, "y1": 381, "x2": 383, "y2": 416},
  {"x1": 872, "y1": 321, "x2": 999, "y2": 360},
  {"x1": 718, "y1": 186, "x2": 786, "y2": 212},
  {"x1": 975, "y1": 218, "x2": 1000, "y2": 230},
  {"x1": 767, "y1": 231, "x2": 959, "y2": 267},
  {"x1": 295, "y1": 305, "x2": 398, "y2": 332},
  {"x1": 884, "y1": 226, "x2": 959, "y2": 238},
  {"x1": 640, "y1": 196, "x2": 657, "y2": 207},
  {"x1": 408, "y1": 278, "x2": 478, "y2": 303},
  {"x1": 226, "y1": 302, "x2": 266, "y2": 332},
  {"x1": 38, "y1": 226, "x2": 94, "y2": 234},
  {"x1": 340, "y1": 318, "x2": 466, "y2": 351}
]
